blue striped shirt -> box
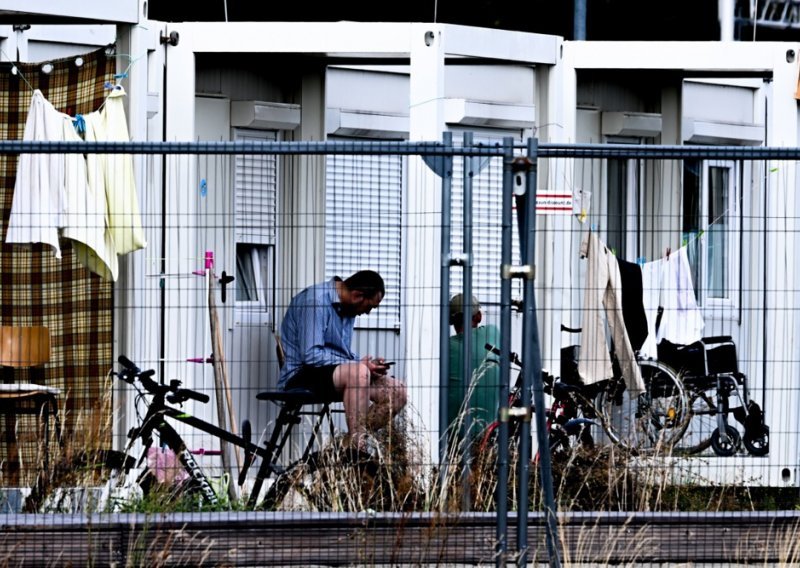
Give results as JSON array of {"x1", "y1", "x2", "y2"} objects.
[{"x1": 278, "y1": 277, "x2": 360, "y2": 387}]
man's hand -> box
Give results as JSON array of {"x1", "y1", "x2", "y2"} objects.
[{"x1": 363, "y1": 355, "x2": 390, "y2": 377}]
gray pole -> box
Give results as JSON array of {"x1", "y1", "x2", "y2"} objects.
[
  {"x1": 516, "y1": 138, "x2": 561, "y2": 567},
  {"x1": 461, "y1": 132, "x2": 475, "y2": 510},
  {"x1": 574, "y1": 0, "x2": 587, "y2": 40},
  {"x1": 495, "y1": 137, "x2": 515, "y2": 566},
  {"x1": 439, "y1": 132, "x2": 454, "y2": 475}
]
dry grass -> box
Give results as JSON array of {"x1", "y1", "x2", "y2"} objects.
[{"x1": 18, "y1": 362, "x2": 799, "y2": 517}]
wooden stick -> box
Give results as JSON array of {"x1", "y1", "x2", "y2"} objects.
[{"x1": 207, "y1": 269, "x2": 240, "y2": 503}]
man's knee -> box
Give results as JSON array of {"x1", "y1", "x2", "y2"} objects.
[
  {"x1": 392, "y1": 381, "x2": 408, "y2": 411},
  {"x1": 335, "y1": 362, "x2": 371, "y2": 391}
]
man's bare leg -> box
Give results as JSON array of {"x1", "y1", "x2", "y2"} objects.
[
  {"x1": 366, "y1": 375, "x2": 407, "y2": 430},
  {"x1": 333, "y1": 362, "x2": 371, "y2": 449}
]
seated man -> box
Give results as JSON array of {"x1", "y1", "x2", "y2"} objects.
[
  {"x1": 447, "y1": 294, "x2": 501, "y2": 443},
  {"x1": 278, "y1": 270, "x2": 407, "y2": 451}
]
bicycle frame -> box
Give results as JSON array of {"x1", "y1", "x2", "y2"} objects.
[{"x1": 115, "y1": 357, "x2": 273, "y2": 508}]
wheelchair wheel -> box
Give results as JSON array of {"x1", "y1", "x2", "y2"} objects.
[
  {"x1": 674, "y1": 387, "x2": 717, "y2": 455},
  {"x1": 743, "y1": 426, "x2": 769, "y2": 457},
  {"x1": 597, "y1": 359, "x2": 689, "y2": 453},
  {"x1": 710, "y1": 425, "x2": 741, "y2": 456}
]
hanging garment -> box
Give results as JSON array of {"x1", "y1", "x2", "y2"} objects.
[
  {"x1": 658, "y1": 247, "x2": 704, "y2": 346},
  {"x1": 639, "y1": 247, "x2": 705, "y2": 357},
  {"x1": 83, "y1": 86, "x2": 146, "y2": 255},
  {"x1": 5, "y1": 90, "x2": 67, "y2": 257},
  {"x1": 617, "y1": 257, "x2": 648, "y2": 352},
  {"x1": 639, "y1": 257, "x2": 666, "y2": 359},
  {"x1": 578, "y1": 231, "x2": 645, "y2": 394},
  {"x1": 61, "y1": 115, "x2": 118, "y2": 280}
]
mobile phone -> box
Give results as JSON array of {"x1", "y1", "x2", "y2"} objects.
[{"x1": 382, "y1": 361, "x2": 395, "y2": 367}]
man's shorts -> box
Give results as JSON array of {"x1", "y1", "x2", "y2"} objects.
[{"x1": 284, "y1": 364, "x2": 342, "y2": 402}]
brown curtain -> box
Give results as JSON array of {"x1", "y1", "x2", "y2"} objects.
[{"x1": 0, "y1": 46, "x2": 115, "y2": 485}]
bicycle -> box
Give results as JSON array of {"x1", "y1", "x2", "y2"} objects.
[
  {"x1": 25, "y1": 355, "x2": 358, "y2": 512},
  {"x1": 478, "y1": 325, "x2": 689, "y2": 457},
  {"x1": 476, "y1": 344, "x2": 597, "y2": 459}
]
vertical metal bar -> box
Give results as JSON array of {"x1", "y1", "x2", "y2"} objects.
[
  {"x1": 574, "y1": 0, "x2": 587, "y2": 40},
  {"x1": 461, "y1": 132, "x2": 475, "y2": 510},
  {"x1": 517, "y1": 138, "x2": 561, "y2": 567},
  {"x1": 439, "y1": 132, "x2": 454, "y2": 473},
  {"x1": 495, "y1": 137, "x2": 515, "y2": 566},
  {"x1": 159, "y1": 45, "x2": 169, "y2": 386}
]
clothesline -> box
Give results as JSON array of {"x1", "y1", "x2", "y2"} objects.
[
  {"x1": 1, "y1": 45, "x2": 146, "y2": 123},
  {"x1": 588, "y1": 204, "x2": 733, "y2": 266}
]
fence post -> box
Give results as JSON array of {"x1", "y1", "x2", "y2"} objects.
[
  {"x1": 436, "y1": 132, "x2": 455, "y2": 477},
  {"x1": 495, "y1": 137, "x2": 516, "y2": 565},
  {"x1": 515, "y1": 138, "x2": 561, "y2": 567}
]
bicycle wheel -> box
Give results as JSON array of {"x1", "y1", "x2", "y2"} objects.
[
  {"x1": 260, "y1": 446, "x2": 386, "y2": 512},
  {"x1": 597, "y1": 359, "x2": 689, "y2": 453},
  {"x1": 674, "y1": 386, "x2": 717, "y2": 455},
  {"x1": 25, "y1": 449, "x2": 135, "y2": 513}
]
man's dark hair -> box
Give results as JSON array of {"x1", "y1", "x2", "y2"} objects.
[{"x1": 344, "y1": 270, "x2": 385, "y2": 298}]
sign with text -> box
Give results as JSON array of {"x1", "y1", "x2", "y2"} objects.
[{"x1": 535, "y1": 192, "x2": 573, "y2": 215}]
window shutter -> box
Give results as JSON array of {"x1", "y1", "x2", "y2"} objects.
[
  {"x1": 325, "y1": 151, "x2": 403, "y2": 330},
  {"x1": 450, "y1": 132, "x2": 522, "y2": 305},
  {"x1": 234, "y1": 130, "x2": 277, "y2": 245}
]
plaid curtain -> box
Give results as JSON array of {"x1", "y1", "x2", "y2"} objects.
[{"x1": 0, "y1": 46, "x2": 115, "y2": 486}]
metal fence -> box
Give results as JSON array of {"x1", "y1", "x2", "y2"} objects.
[{"x1": 1, "y1": 137, "x2": 799, "y2": 566}]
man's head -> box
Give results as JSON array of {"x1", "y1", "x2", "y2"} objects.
[
  {"x1": 449, "y1": 293, "x2": 481, "y2": 331},
  {"x1": 341, "y1": 270, "x2": 385, "y2": 316}
]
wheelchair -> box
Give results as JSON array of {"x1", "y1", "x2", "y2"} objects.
[{"x1": 657, "y1": 336, "x2": 769, "y2": 457}]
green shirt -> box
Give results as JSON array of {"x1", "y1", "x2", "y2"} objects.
[{"x1": 447, "y1": 324, "x2": 501, "y2": 441}]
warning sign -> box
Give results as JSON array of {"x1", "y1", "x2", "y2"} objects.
[{"x1": 535, "y1": 192, "x2": 573, "y2": 215}]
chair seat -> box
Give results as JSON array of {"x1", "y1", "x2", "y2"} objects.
[
  {"x1": 257, "y1": 388, "x2": 337, "y2": 405},
  {"x1": 0, "y1": 383, "x2": 61, "y2": 398}
]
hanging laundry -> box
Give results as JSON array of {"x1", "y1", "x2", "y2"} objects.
[
  {"x1": 5, "y1": 90, "x2": 67, "y2": 257},
  {"x1": 617, "y1": 256, "x2": 648, "y2": 352},
  {"x1": 639, "y1": 246, "x2": 705, "y2": 358},
  {"x1": 658, "y1": 247, "x2": 705, "y2": 345},
  {"x1": 6, "y1": 86, "x2": 144, "y2": 280},
  {"x1": 578, "y1": 230, "x2": 645, "y2": 394},
  {"x1": 61, "y1": 114, "x2": 118, "y2": 281},
  {"x1": 639, "y1": 256, "x2": 666, "y2": 359},
  {"x1": 83, "y1": 85, "x2": 147, "y2": 256}
]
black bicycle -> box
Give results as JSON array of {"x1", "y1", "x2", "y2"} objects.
[
  {"x1": 25, "y1": 355, "x2": 357, "y2": 512},
  {"x1": 479, "y1": 325, "x2": 689, "y2": 457},
  {"x1": 476, "y1": 344, "x2": 597, "y2": 459}
]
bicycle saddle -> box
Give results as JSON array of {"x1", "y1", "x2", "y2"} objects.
[
  {"x1": 257, "y1": 388, "x2": 340, "y2": 405},
  {"x1": 552, "y1": 381, "x2": 582, "y2": 401}
]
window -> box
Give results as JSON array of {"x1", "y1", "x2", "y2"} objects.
[
  {"x1": 606, "y1": 158, "x2": 639, "y2": 261},
  {"x1": 682, "y1": 159, "x2": 739, "y2": 309},
  {"x1": 233, "y1": 129, "x2": 277, "y2": 322},
  {"x1": 236, "y1": 243, "x2": 272, "y2": 301},
  {"x1": 325, "y1": 145, "x2": 403, "y2": 330}
]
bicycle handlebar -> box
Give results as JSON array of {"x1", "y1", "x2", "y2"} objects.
[
  {"x1": 485, "y1": 343, "x2": 522, "y2": 367},
  {"x1": 118, "y1": 354, "x2": 140, "y2": 373},
  {"x1": 117, "y1": 355, "x2": 209, "y2": 405},
  {"x1": 169, "y1": 388, "x2": 211, "y2": 404}
]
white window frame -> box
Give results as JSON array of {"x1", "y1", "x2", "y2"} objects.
[{"x1": 697, "y1": 159, "x2": 740, "y2": 313}]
